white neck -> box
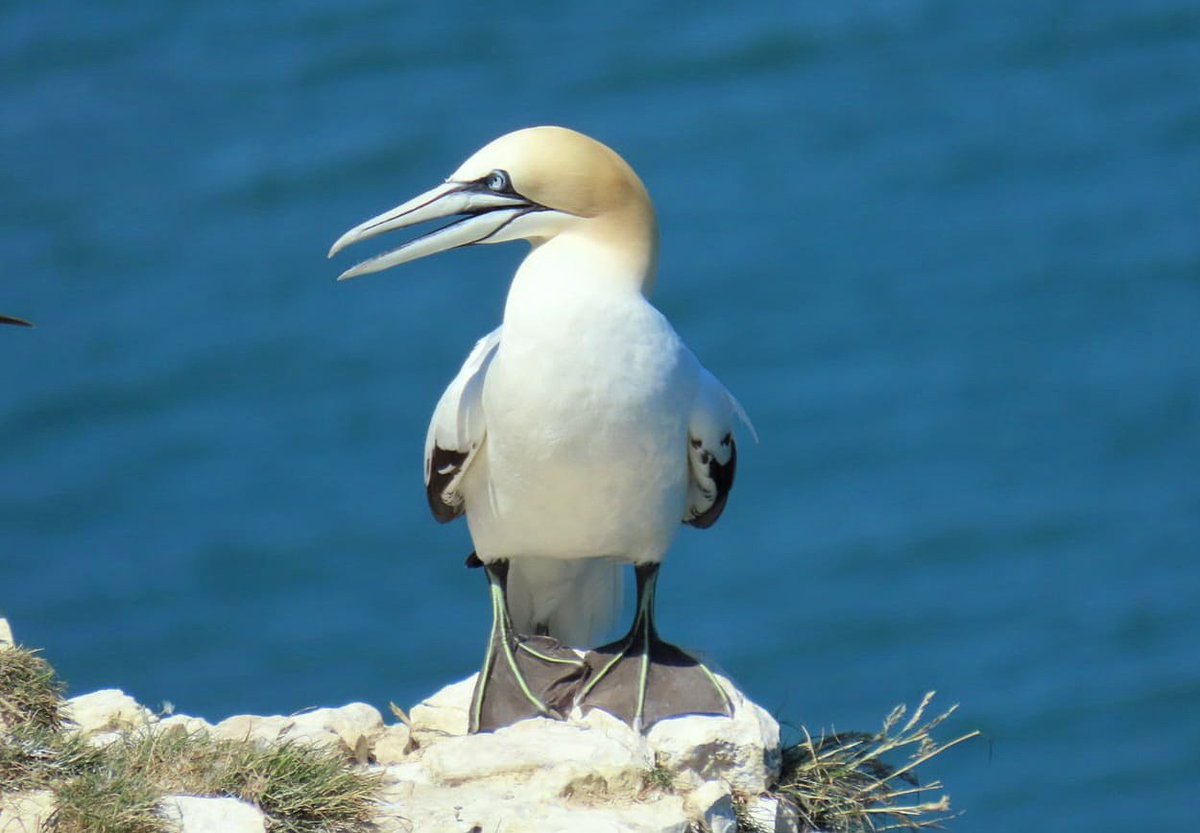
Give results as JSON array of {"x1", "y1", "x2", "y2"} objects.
[
  {"x1": 525, "y1": 219, "x2": 658, "y2": 294},
  {"x1": 500, "y1": 232, "x2": 655, "y2": 345}
]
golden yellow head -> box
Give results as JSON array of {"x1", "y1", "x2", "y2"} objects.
[
  {"x1": 329, "y1": 126, "x2": 657, "y2": 286},
  {"x1": 451, "y1": 126, "x2": 652, "y2": 223}
]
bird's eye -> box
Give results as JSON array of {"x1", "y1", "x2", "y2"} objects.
[{"x1": 485, "y1": 170, "x2": 511, "y2": 193}]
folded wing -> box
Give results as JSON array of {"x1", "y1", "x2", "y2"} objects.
[
  {"x1": 684, "y1": 367, "x2": 752, "y2": 529},
  {"x1": 424, "y1": 327, "x2": 501, "y2": 522}
]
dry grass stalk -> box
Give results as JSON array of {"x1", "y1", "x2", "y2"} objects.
[{"x1": 751, "y1": 691, "x2": 979, "y2": 833}]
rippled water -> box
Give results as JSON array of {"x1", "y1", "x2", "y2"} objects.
[{"x1": 2, "y1": 2, "x2": 1198, "y2": 829}]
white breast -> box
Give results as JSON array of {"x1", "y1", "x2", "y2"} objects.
[{"x1": 460, "y1": 245, "x2": 699, "y2": 564}]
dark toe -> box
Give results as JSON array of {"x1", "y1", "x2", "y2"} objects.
[
  {"x1": 472, "y1": 634, "x2": 587, "y2": 733},
  {"x1": 579, "y1": 640, "x2": 732, "y2": 731}
]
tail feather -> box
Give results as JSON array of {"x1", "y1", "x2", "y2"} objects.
[{"x1": 506, "y1": 558, "x2": 623, "y2": 648}]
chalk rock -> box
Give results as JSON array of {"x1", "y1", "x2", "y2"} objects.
[
  {"x1": 384, "y1": 779, "x2": 690, "y2": 833},
  {"x1": 408, "y1": 676, "x2": 473, "y2": 737},
  {"x1": 742, "y1": 794, "x2": 803, "y2": 833},
  {"x1": 377, "y1": 672, "x2": 782, "y2": 833},
  {"x1": 0, "y1": 791, "x2": 55, "y2": 833},
  {"x1": 212, "y1": 714, "x2": 296, "y2": 745},
  {"x1": 160, "y1": 796, "x2": 266, "y2": 833},
  {"x1": 291, "y1": 702, "x2": 383, "y2": 751},
  {"x1": 0, "y1": 618, "x2": 13, "y2": 648},
  {"x1": 372, "y1": 724, "x2": 413, "y2": 764},
  {"x1": 646, "y1": 674, "x2": 780, "y2": 793},
  {"x1": 684, "y1": 781, "x2": 738, "y2": 833},
  {"x1": 211, "y1": 703, "x2": 382, "y2": 755},
  {"x1": 84, "y1": 730, "x2": 127, "y2": 749},
  {"x1": 423, "y1": 714, "x2": 651, "y2": 795},
  {"x1": 157, "y1": 714, "x2": 214, "y2": 735},
  {"x1": 65, "y1": 689, "x2": 156, "y2": 738}
]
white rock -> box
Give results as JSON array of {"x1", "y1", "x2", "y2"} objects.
[
  {"x1": 0, "y1": 790, "x2": 55, "y2": 833},
  {"x1": 422, "y1": 715, "x2": 651, "y2": 796},
  {"x1": 210, "y1": 705, "x2": 384, "y2": 754},
  {"x1": 373, "y1": 724, "x2": 413, "y2": 764},
  {"x1": 387, "y1": 780, "x2": 689, "y2": 833},
  {"x1": 64, "y1": 689, "x2": 156, "y2": 737},
  {"x1": 290, "y1": 702, "x2": 383, "y2": 750},
  {"x1": 283, "y1": 724, "x2": 345, "y2": 750},
  {"x1": 381, "y1": 759, "x2": 434, "y2": 787},
  {"x1": 0, "y1": 618, "x2": 13, "y2": 648},
  {"x1": 408, "y1": 676, "x2": 474, "y2": 737},
  {"x1": 212, "y1": 714, "x2": 293, "y2": 745},
  {"x1": 157, "y1": 714, "x2": 214, "y2": 735},
  {"x1": 741, "y1": 795, "x2": 777, "y2": 832},
  {"x1": 684, "y1": 781, "x2": 737, "y2": 833},
  {"x1": 83, "y1": 730, "x2": 125, "y2": 749},
  {"x1": 646, "y1": 674, "x2": 780, "y2": 794},
  {"x1": 379, "y1": 671, "x2": 785, "y2": 832},
  {"x1": 160, "y1": 796, "x2": 266, "y2": 833},
  {"x1": 742, "y1": 794, "x2": 802, "y2": 833}
]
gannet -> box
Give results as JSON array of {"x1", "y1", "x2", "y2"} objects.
[{"x1": 330, "y1": 126, "x2": 750, "y2": 732}]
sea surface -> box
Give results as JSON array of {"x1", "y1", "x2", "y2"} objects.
[{"x1": 2, "y1": 2, "x2": 1197, "y2": 829}]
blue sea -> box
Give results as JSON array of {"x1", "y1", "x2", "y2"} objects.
[{"x1": 2, "y1": 2, "x2": 1197, "y2": 829}]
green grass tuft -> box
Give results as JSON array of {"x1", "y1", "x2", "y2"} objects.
[
  {"x1": 1, "y1": 644, "x2": 68, "y2": 733},
  {"x1": 50, "y1": 763, "x2": 165, "y2": 833},
  {"x1": 640, "y1": 754, "x2": 676, "y2": 795},
  {"x1": 40, "y1": 727, "x2": 383, "y2": 833},
  {"x1": 0, "y1": 724, "x2": 103, "y2": 794},
  {"x1": 206, "y1": 733, "x2": 383, "y2": 833},
  {"x1": 1, "y1": 640, "x2": 382, "y2": 833}
]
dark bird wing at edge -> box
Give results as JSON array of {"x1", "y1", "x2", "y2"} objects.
[
  {"x1": 685, "y1": 431, "x2": 737, "y2": 528},
  {"x1": 684, "y1": 366, "x2": 752, "y2": 529},
  {"x1": 424, "y1": 327, "x2": 501, "y2": 523}
]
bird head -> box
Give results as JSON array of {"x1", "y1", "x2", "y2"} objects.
[{"x1": 329, "y1": 126, "x2": 657, "y2": 289}]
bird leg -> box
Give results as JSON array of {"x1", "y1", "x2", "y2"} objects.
[
  {"x1": 468, "y1": 558, "x2": 588, "y2": 733},
  {"x1": 577, "y1": 563, "x2": 732, "y2": 732}
]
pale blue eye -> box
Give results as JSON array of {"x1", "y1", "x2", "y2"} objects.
[{"x1": 485, "y1": 170, "x2": 510, "y2": 193}]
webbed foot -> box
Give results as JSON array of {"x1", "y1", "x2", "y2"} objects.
[
  {"x1": 576, "y1": 563, "x2": 731, "y2": 732},
  {"x1": 468, "y1": 558, "x2": 588, "y2": 733}
]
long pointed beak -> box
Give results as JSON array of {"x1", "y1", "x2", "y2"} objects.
[{"x1": 328, "y1": 181, "x2": 535, "y2": 281}]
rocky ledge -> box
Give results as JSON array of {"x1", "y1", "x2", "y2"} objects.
[{"x1": 1, "y1": 619, "x2": 789, "y2": 833}]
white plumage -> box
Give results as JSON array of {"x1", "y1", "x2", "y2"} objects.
[
  {"x1": 332, "y1": 126, "x2": 749, "y2": 652},
  {"x1": 424, "y1": 258, "x2": 745, "y2": 645}
]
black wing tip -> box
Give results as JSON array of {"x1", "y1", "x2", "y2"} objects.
[
  {"x1": 426, "y1": 445, "x2": 469, "y2": 523},
  {"x1": 684, "y1": 438, "x2": 737, "y2": 529},
  {"x1": 685, "y1": 504, "x2": 724, "y2": 529},
  {"x1": 429, "y1": 500, "x2": 464, "y2": 524},
  {"x1": 1, "y1": 315, "x2": 34, "y2": 328}
]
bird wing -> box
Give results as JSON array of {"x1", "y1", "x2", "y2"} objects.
[
  {"x1": 684, "y1": 367, "x2": 754, "y2": 528},
  {"x1": 424, "y1": 326, "x2": 501, "y2": 523}
]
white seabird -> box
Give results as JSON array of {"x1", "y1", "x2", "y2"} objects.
[{"x1": 330, "y1": 126, "x2": 751, "y2": 732}]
